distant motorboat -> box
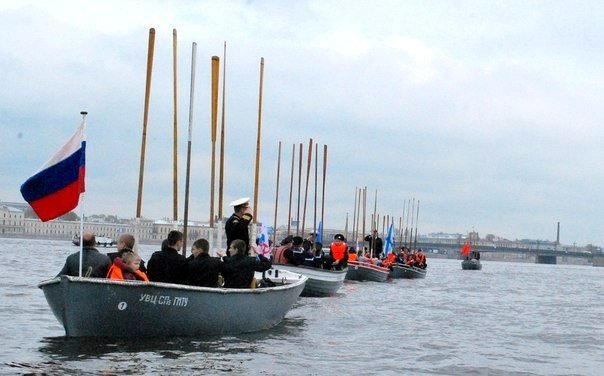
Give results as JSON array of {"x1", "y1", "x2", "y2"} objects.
[
  {"x1": 462, "y1": 258, "x2": 482, "y2": 270},
  {"x1": 72, "y1": 234, "x2": 116, "y2": 247},
  {"x1": 460, "y1": 241, "x2": 482, "y2": 270}
]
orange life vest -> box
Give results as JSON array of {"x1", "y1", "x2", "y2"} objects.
[
  {"x1": 273, "y1": 245, "x2": 290, "y2": 264},
  {"x1": 107, "y1": 263, "x2": 149, "y2": 281},
  {"x1": 348, "y1": 253, "x2": 358, "y2": 262},
  {"x1": 330, "y1": 242, "x2": 347, "y2": 261}
]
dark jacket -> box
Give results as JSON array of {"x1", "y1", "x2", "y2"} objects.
[
  {"x1": 221, "y1": 254, "x2": 271, "y2": 288},
  {"x1": 225, "y1": 213, "x2": 252, "y2": 254},
  {"x1": 146, "y1": 244, "x2": 187, "y2": 284},
  {"x1": 364, "y1": 235, "x2": 384, "y2": 258},
  {"x1": 57, "y1": 247, "x2": 111, "y2": 278},
  {"x1": 186, "y1": 253, "x2": 224, "y2": 287}
]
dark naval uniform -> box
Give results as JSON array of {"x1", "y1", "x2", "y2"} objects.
[
  {"x1": 222, "y1": 254, "x2": 272, "y2": 288},
  {"x1": 225, "y1": 213, "x2": 253, "y2": 254}
]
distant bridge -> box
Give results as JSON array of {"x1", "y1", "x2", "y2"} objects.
[{"x1": 415, "y1": 239, "x2": 593, "y2": 262}]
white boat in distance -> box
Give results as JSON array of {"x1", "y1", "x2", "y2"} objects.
[
  {"x1": 72, "y1": 234, "x2": 116, "y2": 247},
  {"x1": 39, "y1": 268, "x2": 307, "y2": 338}
]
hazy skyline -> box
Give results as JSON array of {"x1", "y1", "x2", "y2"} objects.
[{"x1": 2, "y1": 1, "x2": 603, "y2": 245}]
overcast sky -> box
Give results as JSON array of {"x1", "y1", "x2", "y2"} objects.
[{"x1": 2, "y1": 0, "x2": 603, "y2": 246}]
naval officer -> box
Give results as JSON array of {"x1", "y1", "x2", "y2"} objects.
[{"x1": 225, "y1": 197, "x2": 254, "y2": 255}]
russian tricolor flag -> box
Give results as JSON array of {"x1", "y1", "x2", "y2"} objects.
[{"x1": 20, "y1": 122, "x2": 86, "y2": 222}]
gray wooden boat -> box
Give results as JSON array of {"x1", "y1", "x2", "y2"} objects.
[
  {"x1": 345, "y1": 260, "x2": 390, "y2": 282},
  {"x1": 389, "y1": 263, "x2": 427, "y2": 279},
  {"x1": 268, "y1": 264, "x2": 347, "y2": 297},
  {"x1": 39, "y1": 271, "x2": 307, "y2": 338},
  {"x1": 461, "y1": 259, "x2": 482, "y2": 270}
]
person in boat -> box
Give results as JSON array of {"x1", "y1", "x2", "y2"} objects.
[
  {"x1": 416, "y1": 248, "x2": 427, "y2": 269},
  {"x1": 225, "y1": 197, "x2": 254, "y2": 255},
  {"x1": 147, "y1": 230, "x2": 187, "y2": 284},
  {"x1": 324, "y1": 233, "x2": 348, "y2": 270},
  {"x1": 57, "y1": 232, "x2": 111, "y2": 278},
  {"x1": 302, "y1": 232, "x2": 316, "y2": 252},
  {"x1": 302, "y1": 239, "x2": 321, "y2": 267},
  {"x1": 364, "y1": 230, "x2": 384, "y2": 259},
  {"x1": 381, "y1": 250, "x2": 397, "y2": 268},
  {"x1": 406, "y1": 251, "x2": 419, "y2": 267},
  {"x1": 291, "y1": 236, "x2": 305, "y2": 265},
  {"x1": 221, "y1": 239, "x2": 272, "y2": 288},
  {"x1": 107, "y1": 233, "x2": 147, "y2": 272},
  {"x1": 106, "y1": 250, "x2": 149, "y2": 281},
  {"x1": 347, "y1": 247, "x2": 358, "y2": 262},
  {"x1": 273, "y1": 235, "x2": 294, "y2": 264},
  {"x1": 397, "y1": 247, "x2": 410, "y2": 264},
  {"x1": 186, "y1": 238, "x2": 224, "y2": 287},
  {"x1": 312, "y1": 241, "x2": 325, "y2": 267}
]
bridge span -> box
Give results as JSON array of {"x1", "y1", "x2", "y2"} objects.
[{"x1": 415, "y1": 239, "x2": 593, "y2": 264}]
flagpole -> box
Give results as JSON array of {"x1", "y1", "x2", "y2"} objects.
[
  {"x1": 182, "y1": 42, "x2": 197, "y2": 255},
  {"x1": 78, "y1": 111, "x2": 87, "y2": 277}
]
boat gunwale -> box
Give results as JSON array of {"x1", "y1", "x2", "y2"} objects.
[
  {"x1": 272, "y1": 263, "x2": 348, "y2": 275},
  {"x1": 38, "y1": 274, "x2": 307, "y2": 295},
  {"x1": 347, "y1": 260, "x2": 390, "y2": 274}
]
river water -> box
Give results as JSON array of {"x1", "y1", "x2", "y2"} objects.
[{"x1": 0, "y1": 238, "x2": 602, "y2": 375}]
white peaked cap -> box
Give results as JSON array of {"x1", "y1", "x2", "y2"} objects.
[{"x1": 229, "y1": 197, "x2": 250, "y2": 206}]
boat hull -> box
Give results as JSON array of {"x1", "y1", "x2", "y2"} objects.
[
  {"x1": 389, "y1": 264, "x2": 427, "y2": 279},
  {"x1": 345, "y1": 261, "x2": 389, "y2": 282},
  {"x1": 269, "y1": 265, "x2": 347, "y2": 297},
  {"x1": 461, "y1": 259, "x2": 482, "y2": 270},
  {"x1": 39, "y1": 274, "x2": 306, "y2": 337}
]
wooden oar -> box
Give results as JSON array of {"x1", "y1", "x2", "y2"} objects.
[
  {"x1": 296, "y1": 143, "x2": 302, "y2": 235},
  {"x1": 136, "y1": 28, "x2": 155, "y2": 219},
  {"x1": 272, "y1": 141, "x2": 282, "y2": 248},
  {"x1": 182, "y1": 42, "x2": 197, "y2": 254},
  {"x1": 320, "y1": 145, "x2": 327, "y2": 244},
  {"x1": 362, "y1": 186, "x2": 367, "y2": 249},
  {"x1": 209, "y1": 56, "x2": 219, "y2": 227},
  {"x1": 352, "y1": 187, "x2": 358, "y2": 244},
  {"x1": 313, "y1": 143, "x2": 318, "y2": 236},
  {"x1": 253, "y1": 57, "x2": 265, "y2": 222},
  {"x1": 287, "y1": 144, "x2": 295, "y2": 234},
  {"x1": 414, "y1": 200, "x2": 420, "y2": 250},
  {"x1": 172, "y1": 29, "x2": 178, "y2": 225},
  {"x1": 301, "y1": 138, "x2": 313, "y2": 238}
]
